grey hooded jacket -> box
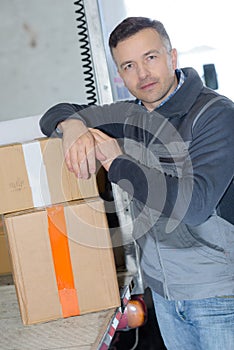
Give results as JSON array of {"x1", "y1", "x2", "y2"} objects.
[{"x1": 40, "y1": 67, "x2": 234, "y2": 300}]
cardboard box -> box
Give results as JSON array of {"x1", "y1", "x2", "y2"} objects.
[
  {"x1": 4, "y1": 198, "x2": 120, "y2": 325},
  {"x1": 0, "y1": 216, "x2": 12, "y2": 275},
  {"x1": 0, "y1": 138, "x2": 98, "y2": 214}
]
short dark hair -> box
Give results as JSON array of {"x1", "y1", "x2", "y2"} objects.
[{"x1": 109, "y1": 17, "x2": 172, "y2": 55}]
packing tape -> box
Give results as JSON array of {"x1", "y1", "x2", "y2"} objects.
[
  {"x1": 47, "y1": 206, "x2": 80, "y2": 317},
  {"x1": 22, "y1": 141, "x2": 52, "y2": 207}
]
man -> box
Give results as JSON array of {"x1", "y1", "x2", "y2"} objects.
[{"x1": 40, "y1": 17, "x2": 234, "y2": 350}]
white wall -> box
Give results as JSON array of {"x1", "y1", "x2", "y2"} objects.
[
  {"x1": 0, "y1": 0, "x2": 90, "y2": 122},
  {"x1": 97, "y1": 0, "x2": 133, "y2": 101},
  {"x1": 1, "y1": 0, "x2": 233, "y2": 125},
  {"x1": 0, "y1": 115, "x2": 44, "y2": 146},
  {"x1": 123, "y1": 0, "x2": 234, "y2": 101}
]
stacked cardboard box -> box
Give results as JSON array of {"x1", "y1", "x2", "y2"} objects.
[
  {"x1": 1, "y1": 137, "x2": 120, "y2": 325},
  {"x1": 0, "y1": 137, "x2": 98, "y2": 214},
  {"x1": 0, "y1": 216, "x2": 12, "y2": 274}
]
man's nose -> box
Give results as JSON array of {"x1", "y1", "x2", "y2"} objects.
[{"x1": 137, "y1": 63, "x2": 150, "y2": 79}]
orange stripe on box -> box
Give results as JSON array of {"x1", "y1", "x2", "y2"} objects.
[{"x1": 47, "y1": 206, "x2": 80, "y2": 317}]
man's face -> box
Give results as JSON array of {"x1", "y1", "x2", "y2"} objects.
[{"x1": 112, "y1": 28, "x2": 178, "y2": 111}]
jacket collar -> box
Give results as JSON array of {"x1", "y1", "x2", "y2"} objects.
[
  {"x1": 157, "y1": 68, "x2": 204, "y2": 118},
  {"x1": 135, "y1": 67, "x2": 204, "y2": 119}
]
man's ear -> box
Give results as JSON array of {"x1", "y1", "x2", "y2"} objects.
[{"x1": 171, "y1": 48, "x2": 178, "y2": 70}]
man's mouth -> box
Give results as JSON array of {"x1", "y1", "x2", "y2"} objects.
[{"x1": 139, "y1": 81, "x2": 158, "y2": 90}]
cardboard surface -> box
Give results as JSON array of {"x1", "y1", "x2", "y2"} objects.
[
  {"x1": 0, "y1": 138, "x2": 98, "y2": 214},
  {"x1": 0, "y1": 216, "x2": 12, "y2": 275},
  {"x1": 4, "y1": 198, "x2": 120, "y2": 325},
  {"x1": 0, "y1": 235, "x2": 12, "y2": 275}
]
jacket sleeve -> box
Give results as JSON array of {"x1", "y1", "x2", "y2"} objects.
[
  {"x1": 39, "y1": 103, "x2": 89, "y2": 137},
  {"x1": 39, "y1": 101, "x2": 134, "y2": 138},
  {"x1": 108, "y1": 99, "x2": 234, "y2": 226}
]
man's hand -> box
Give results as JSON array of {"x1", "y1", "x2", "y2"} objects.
[
  {"x1": 59, "y1": 119, "x2": 105, "y2": 179},
  {"x1": 90, "y1": 128, "x2": 122, "y2": 171}
]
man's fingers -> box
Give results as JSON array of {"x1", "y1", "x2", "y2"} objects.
[
  {"x1": 63, "y1": 133, "x2": 96, "y2": 178},
  {"x1": 62, "y1": 127, "x2": 115, "y2": 178},
  {"x1": 95, "y1": 144, "x2": 107, "y2": 161},
  {"x1": 86, "y1": 146, "x2": 97, "y2": 175},
  {"x1": 89, "y1": 128, "x2": 109, "y2": 141},
  {"x1": 79, "y1": 158, "x2": 89, "y2": 179},
  {"x1": 64, "y1": 152, "x2": 73, "y2": 173},
  {"x1": 66, "y1": 146, "x2": 80, "y2": 177},
  {"x1": 89, "y1": 128, "x2": 108, "y2": 161}
]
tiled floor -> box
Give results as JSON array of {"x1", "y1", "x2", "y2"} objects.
[{"x1": 110, "y1": 288, "x2": 166, "y2": 350}]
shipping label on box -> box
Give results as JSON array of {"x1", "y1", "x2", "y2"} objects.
[
  {"x1": 0, "y1": 138, "x2": 98, "y2": 214},
  {"x1": 4, "y1": 198, "x2": 120, "y2": 325}
]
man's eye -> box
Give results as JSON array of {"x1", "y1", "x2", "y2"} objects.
[
  {"x1": 147, "y1": 55, "x2": 157, "y2": 61},
  {"x1": 123, "y1": 63, "x2": 133, "y2": 71},
  {"x1": 124, "y1": 64, "x2": 133, "y2": 71}
]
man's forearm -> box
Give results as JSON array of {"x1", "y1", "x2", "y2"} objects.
[
  {"x1": 40, "y1": 103, "x2": 89, "y2": 136},
  {"x1": 40, "y1": 100, "x2": 135, "y2": 138}
]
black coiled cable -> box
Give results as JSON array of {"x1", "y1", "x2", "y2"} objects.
[{"x1": 74, "y1": 0, "x2": 97, "y2": 105}]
